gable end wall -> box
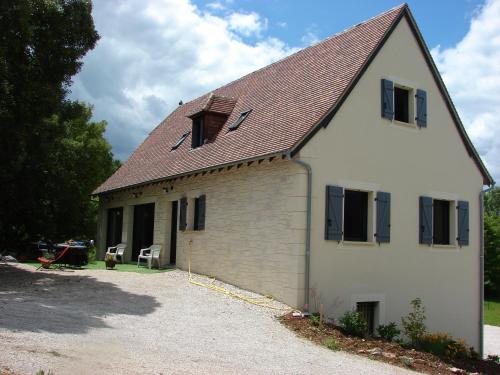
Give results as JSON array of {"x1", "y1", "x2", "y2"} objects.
[{"x1": 298, "y1": 17, "x2": 483, "y2": 348}]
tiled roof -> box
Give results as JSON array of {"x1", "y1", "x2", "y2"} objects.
[{"x1": 93, "y1": 4, "x2": 492, "y2": 194}]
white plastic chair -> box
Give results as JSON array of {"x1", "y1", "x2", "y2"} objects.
[
  {"x1": 106, "y1": 243, "x2": 127, "y2": 264},
  {"x1": 137, "y1": 244, "x2": 162, "y2": 269}
]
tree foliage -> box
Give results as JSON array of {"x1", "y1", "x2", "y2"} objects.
[
  {"x1": 0, "y1": 0, "x2": 117, "y2": 250},
  {"x1": 485, "y1": 187, "x2": 500, "y2": 298}
]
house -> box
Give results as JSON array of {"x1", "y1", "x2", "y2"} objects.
[{"x1": 94, "y1": 4, "x2": 494, "y2": 351}]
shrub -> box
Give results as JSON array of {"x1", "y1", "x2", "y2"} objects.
[
  {"x1": 401, "y1": 298, "x2": 426, "y2": 345},
  {"x1": 418, "y1": 332, "x2": 472, "y2": 359},
  {"x1": 87, "y1": 245, "x2": 97, "y2": 264},
  {"x1": 487, "y1": 354, "x2": 500, "y2": 363},
  {"x1": 309, "y1": 315, "x2": 320, "y2": 327},
  {"x1": 377, "y1": 322, "x2": 401, "y2": 342},
  {"x1": 339, "y1": 310, "x2": 367, "y2": 337},
  {"x1": 323, "y1": 337, "x2": 340, "y2": 351}
]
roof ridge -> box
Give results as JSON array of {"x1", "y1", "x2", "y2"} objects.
[
  {"x1": 211, "y1": 3, "x2": 408, "y2": 94},
  {"x1": 176, "y1": 4, "x2": 407, "y2": 110}
]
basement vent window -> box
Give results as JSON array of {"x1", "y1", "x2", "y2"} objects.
[
  {"x1": 228, "y1": 109, "x2": 252, "y2": 131},
  {"x1": 171, "y1": 131, "x2": 190, "y2": 150}
]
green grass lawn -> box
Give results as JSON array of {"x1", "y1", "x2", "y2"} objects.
[
  {"x1": 23, "y1": 260, "x2": 174, "y2": 274},
  {"x1": 485, "y1": 300, "x2": 500, "y2": 326}
]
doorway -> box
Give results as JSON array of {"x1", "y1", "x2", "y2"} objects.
[
  {"x1": 170, "y1": 201, "x2": 178, "y2": 265},
  {"x1": 106, "y1": 207, "x2": 123, "y2": 248},
  {"x1": 132, "y1": 203, "x2": 155, "y2": 261}
]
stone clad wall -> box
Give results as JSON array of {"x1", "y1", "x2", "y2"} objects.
[{"x1": 98, "y1": 158, "x2": 308, "y2": 308}]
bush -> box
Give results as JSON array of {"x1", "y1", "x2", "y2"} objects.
[
  {"x1": 87, "y1": 245, "x2": 97, "y2": 264},
  {"x1": 339, "y1": 310, "x2": 367, "y2": 337},
  {"x1": 419, "y1": 332, "x2": 472, "y2": 359},
  {"x1": 377, "y1": 322, "x2": 400, "y2": 342},
  {"x1": 487, "y1": 354, "x2": 500, "y2": 363},
  {"x1": 401, "y1": 298, "x2": 426, "y2": 345},
  {"x1": 309, "y1": 315, "x2": 320, "y2": 327},
  {"x1": 323, "y1": 337, "x2": 340, "y2": 351}
]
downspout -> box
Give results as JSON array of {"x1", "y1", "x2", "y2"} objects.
[
  {"x1": 287, "y1": 153, "x2": 312, "y2": 315},
  {"x1": 479, "y1": 182, "x2": 495, "y2": 357}
]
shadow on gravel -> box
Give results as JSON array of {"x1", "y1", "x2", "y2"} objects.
[{"x1": 0, "y1": 264, "x2": 161, "y2": 334}]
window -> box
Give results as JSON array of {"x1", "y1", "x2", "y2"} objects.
[
  {"x1": 433, "y1": 199, "x2": 450, "y2": 245},
  {"x1": 381, "y1": 79, "x2": 427, "y2": 127},
  {"x1": 179, "y1": 195, "x2": 206, "y2": 231},
  {"x1": 357, "y1": 302, "x2": 378, "y2": 336},
  {"x1": 325, "y1": 186, "x2": 390, "y2": 243},
  {"x1": 419, "y1": 196, "x2": 469, "y2": 246},
  {"x1": 191, "y1": 116, "x2": 204, "y2": 148},
  {"x1": 171, "y1": 131, "x2": 190, "y2": 150},
  {"x1": 344, "y1": 190, "x2": 368, "y2": 242},
  {"x1": 193, "y1": 195, "x2": 206, "y2": 231},
  {"x1": 228, "y1": 109, "x2": 252, "y2": 131},
  {"x1": 394, "y1": 87, "x2": 409, "y2": 123}
]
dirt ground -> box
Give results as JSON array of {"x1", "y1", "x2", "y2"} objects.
[{"x1": 0, "y1": 263, "x2": 414, "y2": 375}]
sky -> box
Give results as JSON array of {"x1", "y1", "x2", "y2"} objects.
[{"x1": 70, "y1": 0, "x2": 500, "y2": 183}]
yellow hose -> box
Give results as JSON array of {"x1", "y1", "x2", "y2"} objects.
[{"x1": 186, "y1": 240, "x2": 293, "y2": 311}]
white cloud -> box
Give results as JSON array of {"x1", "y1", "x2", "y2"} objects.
[
  {"x1": 70, "y1": 0, "x2": 294, "y2": 160},
  {"x1": 432, "y1": 0, "x2": 500, "y2": 183},
  {"x1": 301, "y1": 24, "x2": 320, "y2": 46},
  {"x1": 227, "y1": 12, "x2": 268, "y2": 37}
]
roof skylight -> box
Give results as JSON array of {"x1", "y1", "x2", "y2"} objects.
[
  {"x1": 171, "y1": 131, "x2": 190, "y2": 150},
  {"x1": 228, "y1": 109, "x2": 252, "y2": 131}
]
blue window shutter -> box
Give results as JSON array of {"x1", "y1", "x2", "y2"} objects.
[
  {"x1": 375, "y1": 192, "x2": 391, "y2": 243},
  {"x1": 419, "y1": 196, "x2": 433, "y2": 245},
  {"x1": 325, "y1": 185, "x2": 343, "y2": 241},
  {"x1": 179, "y1": 197, "x2": 188, "y2": 231},
  {"x1": 381, "y1": 79, "x2": 394, "y2": 120},
  {"x1": 416, "y1": 89, "x2": 427, "y2": 127},
  {"x1": 457, "y1": 200, "x2": 469, "y2": 246}
]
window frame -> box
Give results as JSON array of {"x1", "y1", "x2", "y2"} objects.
[
  {"x1": 191, "y1": 116, "x2": 204, "y2": 149},
  {"x1": 393, "y1": 84, "x2": 414, "y2": 125},
  {"x1": 343, "y1": 190, "x2": 370, "y2": 242},
  {"x1": 171, "y1": 131, "x2": 190, "y2": 150},
  {"x1": 228, "y1": 109, "x2": 252, "y2": 131}
]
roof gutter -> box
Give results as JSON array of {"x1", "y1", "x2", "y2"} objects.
[
  {"x1": 287, "y1": 152, "x2": 311, "y2": 315},
  {"x1": 479, "y1": 182, "x2": 495, "y2": 357}
]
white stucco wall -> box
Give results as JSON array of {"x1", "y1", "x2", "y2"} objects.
[
  {"x1": 298, "y1": 17, "x2": 484, "y2": 349},
  {"x1": 98, "y1": 158, "x2": 307, "y2": 307}
]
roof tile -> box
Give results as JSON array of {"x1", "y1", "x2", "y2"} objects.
[{"x1": 95, "y1": 5, "x2": 406, "y2": 194}]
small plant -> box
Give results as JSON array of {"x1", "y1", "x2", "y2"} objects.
[
  {"x1": 323, "y1": 337, "x2": 340, "y2": 351},
  {"x1": 309, "y1": 315, "x2": 321, "y2": 327},
  {"x1": 487, "y1": 354, "x2": 500, "y2": 363},
  {"x1": 36, "y1": 371, "x2": 54, "y2": 375},
  {"x1": 418, "y1": 332, "x2": 472, "y2": 359},
  {"x1": 339, "y1": 310, "x2": 367, "y2": 337},
  {"x1": 87, "y1": 245, "x2": 97, "y2": 264},
  {"x1": 377, "y1": 322, "x2": 400, "y2": 342},
  {"x1": 400, "y1": 356, "x2": 414, "y2": 368},
  {"x1": 401, "y1": 298, "x2": 426, "y2": 346},
  {"x1": 104, "y1": 253, "x2": 117, "y2": 269}
]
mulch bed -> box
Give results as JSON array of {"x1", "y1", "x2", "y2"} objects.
[{"x1": 279, "y1": 313, "x2": 500, "y2": 375}]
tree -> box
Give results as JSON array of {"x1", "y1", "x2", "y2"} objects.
[
  {"x1": 0, "y1": 1, "x2": 116, "y2": 250},
  {"x1": 485, "y1": 187, "x2": 500, "y2": 298}
]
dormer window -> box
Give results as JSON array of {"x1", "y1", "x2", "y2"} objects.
[
  {"x1": 191, "y1": 116, "x2": 204, "y2": 148},
  {"x1": 228, "y1": 109, "x2": 252, "y2": 131},
  {"x1": 171, "y1": 131, "x2": 190, "y2": 150}
]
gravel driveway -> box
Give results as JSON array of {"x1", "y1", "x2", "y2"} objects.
[{"x1": 0, "y1": 263, "x2": 413, "y2": 375}]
